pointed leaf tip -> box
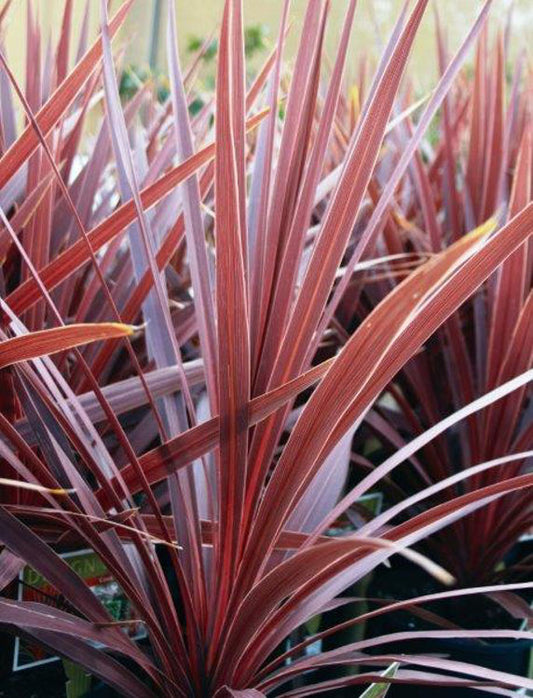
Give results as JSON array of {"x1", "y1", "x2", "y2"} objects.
[{"x1": 0, "y1": 323, "x2": 135, "y2": 369}]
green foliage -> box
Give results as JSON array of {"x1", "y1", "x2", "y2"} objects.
[
  {"x1": 187, "y1": 23, "x2": 269, "y2": 63},
  {"x1": 63, "y1": 660, "x2": 92, "y2": 698},
  {"x1": 119, "y1": 64, "x2": 169, "y2": 103},
  {"x1": 359, "y1": 663, "x2": 399, "y2": 697}
]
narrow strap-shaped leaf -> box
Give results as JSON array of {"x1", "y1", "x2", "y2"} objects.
[
  {"x1": 247, "y1": 0, "x2": 290, "y2": 282},
  {"x1": 167, "y1": 0, "x2": 218, "y2": 404},
  {"x1": 0, "y1": 171, "x2": 54, "y2": 260},
  {"x1": 242, "y1": 203, "x2": 533, "y2": 591},
  {"x1": 465, "y1": 27, "x2": 488, "y2": 223},
  {"x1": 480, "y1": 33, "x2": 505, "y2": 220},
  {"x1": 359, "y1": 663, "x2": 399, "y2": 698},
  {"x1": 0, "y1": 323, "x2": 133, "y2": 368},
  {"x1": 262, "y1": 634, "x2": 533, "y2": 693},
  {"x1": 0, "y1": 599, "x2": 154, "y2": 669},
  {"x1": 0, "y1": 507, "x2": 110, "y2": 621},
  {"x1": 6, "y1": 110, "x2": 266, "y2": 316},
  {"x1": 212, "y1": 0, "x2": 251, "y2": 632},
  {"x1": 483, "y1": 293, "x2": 533, "y2": 457},
  {"x1": 244, "y1": 0, "x2": 431, "y2": 529},
  {"x1": 217, "y1": 689, "x2": 266, "y2": 698},
  {"x1": 359, "y1": 450, "x2": 533, "y2": 537},
  {"x1": 314, "y1": 0, "x2": 493, "y2": 356},
  {"x1": 104, "y1": 358, "x2": 333, "y2": 503},
  {"x1": 259, "y1": 581, "x2": 533, "y2": 678},
  {"x1": 238, "y1": 476, "x2": 533, "y2": 682},
  {"x1": 486, "y1": 126, "x2": 531, "y2": 390},
  {"x1": 215, "y1": 536, "x2": 452, "y2": 683},
  {"x1": 100, "y1": 0, "x2": 205, "y2": 659},
  {"x1": 0, "y1": 1, "x2": 132, "y2": 192},
  {"x1": 14, "y1": 360, "x2": 204, "y2": 444},
  {"x1": 0, "y1": 548, "x2": 23, "y2": 591},
  {"x1": 250, "y1": 0, "x2": 324, "y2": 374},
  {"x1": 434, "y1": 6, "x2": 461, "y2": 238},
  {"x1": 252, "y1": 0, "x2": 357, "y2": 397},
  {"x1": 24, "y1": 628, "x2": 162, "y2": 698}
]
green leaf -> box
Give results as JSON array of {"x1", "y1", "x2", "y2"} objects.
[
  {"x1": 64, "y1": 659, "x2": 92, "y2": 698},
  {"x1": 359, "y1": 663, "x2": 400, "y2": 697}
]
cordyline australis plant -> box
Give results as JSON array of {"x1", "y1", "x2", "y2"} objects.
[
  {"x1": 335, "y1": 17, "x2": 533, "y2": 590},
  {"x1": 0, "y1": 0, "x2": 531, "y2": 696}
]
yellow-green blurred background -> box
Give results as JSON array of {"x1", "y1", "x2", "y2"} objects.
[{"x1": 2, "y1": 0, "x2": 532, "y2": 90}]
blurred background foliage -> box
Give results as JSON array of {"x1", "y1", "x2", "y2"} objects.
[{"x1": 3, "y1": 0, "x2": 532, "y2": 93}]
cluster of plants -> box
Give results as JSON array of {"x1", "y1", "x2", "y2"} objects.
[{"x1": 0, "y1": 0, "x2": 531, "y2": 697}]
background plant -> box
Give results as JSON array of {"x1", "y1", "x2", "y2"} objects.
[{"x1": 336, "y1": 21, "x2": 533, "y2": 590}]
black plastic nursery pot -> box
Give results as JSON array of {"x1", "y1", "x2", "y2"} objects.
[
  {"x1": 371, "y1": 635, "x2": 532, "y2": 698},
  {"x1": 363, "y1": 552, "x2": 532, "y2": 697},
  {"x1": 0, "y1": 654, "x2": 68, "y2": 698}
]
